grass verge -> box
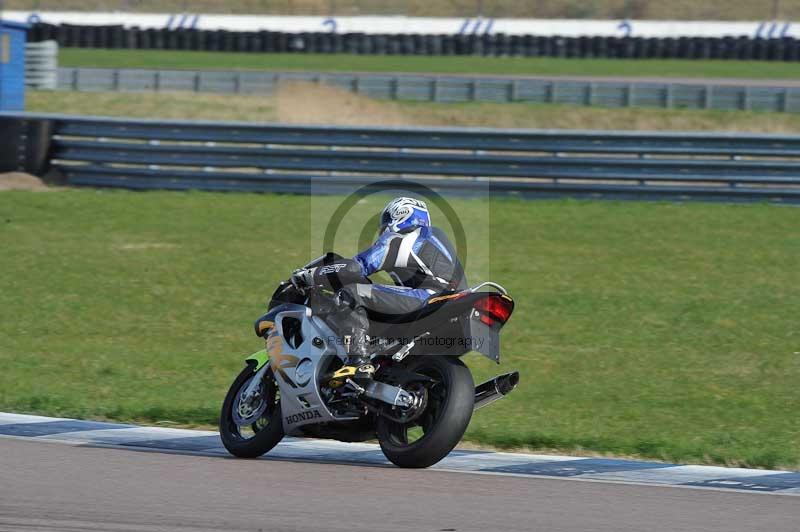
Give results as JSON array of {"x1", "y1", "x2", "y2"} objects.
[
  {"x1": 27, "y1": 86, "x2": 800, "y2": 132},
  {"x1": 1, "y1": 190, "x2": 798, "y2": 468},
  {"x1": 60, "y1": 48, "x2": 800, "y2": 80}
]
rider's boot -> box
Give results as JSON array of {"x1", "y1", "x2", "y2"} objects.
[{"x1": 330, "y1": 307, "x2": 375, "y2": 386}]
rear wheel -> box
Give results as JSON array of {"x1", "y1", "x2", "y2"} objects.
[
  {"x1": 376, "y1": 356, "x2": 474, "y2": 468},
  {"x1": 220, "y1": 363, "x2": 284, "y2": 458}
]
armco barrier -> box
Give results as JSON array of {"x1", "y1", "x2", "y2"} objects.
[
  {"x1": 26, "y1": 23, "x2": 800, "y2": 61},
  {"x1": 1, "y1": 112, "x2": 799, "y2": 203},
  {"x1": 55, "y1": 67, "x2": 800, "y2": 114}
]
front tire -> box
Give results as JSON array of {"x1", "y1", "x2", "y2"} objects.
[
  {"x1": 376, "y1": 356, "x2": 474, "y2": 468},
  {"x1": 220, "y1": 363, "x2": 284, "y2": 458}
]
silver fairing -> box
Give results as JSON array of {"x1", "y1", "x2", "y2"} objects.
[{"x1": 266, "y1": 306, "x2": 349, "y2": 435}]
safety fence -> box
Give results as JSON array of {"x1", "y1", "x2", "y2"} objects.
[
  {"x1": 56, "y1": 67, "x2": 800, "y2": 113},
  {"x1": 1, "y1": 112, "x2": 799, "y2": 203},
  {"x1": 27, "y1": 23, "x2": 800, "y2": 61}
]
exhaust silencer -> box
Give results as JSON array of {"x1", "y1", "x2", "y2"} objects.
[{"x1": 473, "y1": 371, "x2": 519, "y2": 410}]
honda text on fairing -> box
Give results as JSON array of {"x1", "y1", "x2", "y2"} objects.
[{"x1": 219, "y1": 198, "x2": 519, "y2": 468}]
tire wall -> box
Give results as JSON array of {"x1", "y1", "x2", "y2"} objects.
[{"x1": 27, "y1": 23, "x2": 800, "y2": 61}]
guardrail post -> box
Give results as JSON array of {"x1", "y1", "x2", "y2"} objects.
[
  {"x1": 112, "y1": 69, "x2": 120, "y2": 91},
  {"x1": 353, "y1": 76, "x2": 360, "y2": 94},
  {"x1": 664, "y1": 84, "x2": 673, "y2": 109},
  {"x1": 193, "y1": 71, "x2": 201, "y2": 92},
  {"x1": 586, "y1": 83, "x2": 595, "y2": 106},
  {"x1": 234, "y1": 72, "x2": 242, "y2": 94},
  {"x1": 509, "y1": 80, "x2": 518, "y2": 102},
  {"x1": 468, "y1": 80, "x2": 476, "y2": 101},
  {"x1": 71, "y1": 68, "x2": 79, "y2": 91},
  {"x1": 780, "y1": 88, "x2": 790, "y2": 113},
  {"x1": 431, "y1": 79, "x2": 439, "y2": 102},
  {"x1": 154, "y1": 71, "x2": 161, "y2": 92},
  {"x1": 390, "y1": 77, "x2": 399, "y2": 100},
  {"x1": 742, "y1": 87, "x2": 751, "y2": 111},
  {"x1": 704, "y1": 85, "x2": 712, "y2": 109},
  {"x1": 548, "y1": 82, "x2": 558, "y2": 103},
  {"x1": 625, "y1": 83, "x2": 634, "y2": 107}
]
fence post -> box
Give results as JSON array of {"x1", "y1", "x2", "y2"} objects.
[
  {"x1": 548, "y1": 82, "x2": 558, "y2": 103},
  {"x1": 509, "y1": 80, "x2": 518, "y2": 102},
  {"x1": 625, "y1": 83, "x2": 634, "y2": 107}
]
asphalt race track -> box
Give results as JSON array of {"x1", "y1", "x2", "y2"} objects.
[{"x1": 1, "y1": 414, "x2": 799, "y2": 532}]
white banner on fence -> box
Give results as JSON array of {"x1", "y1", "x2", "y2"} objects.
[{"x1": 3, "y1": 11, "x2": 797, "y2": 39}]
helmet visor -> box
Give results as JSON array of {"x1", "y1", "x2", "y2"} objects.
[{"x1": 379, "y1": 210, "x2": 392, "y2": 233}]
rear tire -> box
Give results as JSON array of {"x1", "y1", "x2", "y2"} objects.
[
  {"x1": 376, "y1": 356, "x2": 474, "y2": 468},
  {"x1": 220, "y1": 364, "x2": 284, "y2": 458}
]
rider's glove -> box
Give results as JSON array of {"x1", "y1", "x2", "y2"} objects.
[{"x1": 290, "y1": 267, "x2": 316, "y2": 291}]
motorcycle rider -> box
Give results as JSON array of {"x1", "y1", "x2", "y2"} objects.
[{"x1": 291, "y1": 197, "x2": 466, "y2": 381}]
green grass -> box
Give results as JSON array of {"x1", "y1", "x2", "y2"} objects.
[
  {"x1": 61, "y1": 49, "x2": 800, "y2": 80},
  {"x1": 1, "y1": 190, "x2": 799, "y2": 468},
  {"x1": 27, "y1": 89, "x2": 800, "y2": 134}
]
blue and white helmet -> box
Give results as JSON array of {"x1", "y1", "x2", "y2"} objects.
[{"x1": 380, "y1": 197, "x2": 430, "y2": 234}]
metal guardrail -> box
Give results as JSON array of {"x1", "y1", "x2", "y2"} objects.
[
  {"x1": 2, "y1": 112, "x2": 799, "y2": 202},
  {"x1": 25, "y1": 41, "x2": 58, "y2": 90},
  {"x1": 55, "y1": 67, "x2": 800, "y2": 113}
]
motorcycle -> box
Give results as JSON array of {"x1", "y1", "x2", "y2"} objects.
[{"x1": 219, "y1": 253, "x2": 519, "y2": 468}]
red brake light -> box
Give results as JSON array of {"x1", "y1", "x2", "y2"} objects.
[{"x1": 474, "y1": 295, "x2": 513, "y2": 326}]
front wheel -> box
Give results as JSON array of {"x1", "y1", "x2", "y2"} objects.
[
  {"x1": 220, "y1": 363, "x2": 284, "y2": 458},
  {"x1": 376, "y1": 356, "x2": 474, "y2": 468}
]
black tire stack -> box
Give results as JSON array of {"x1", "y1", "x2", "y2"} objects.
[{"x1": 27, "y1": 22, "x2": 800, "y2": 61}]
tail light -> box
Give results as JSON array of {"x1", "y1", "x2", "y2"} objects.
[{"x1": 474, "y1": 295, "x2": 514, "y2": 327}]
